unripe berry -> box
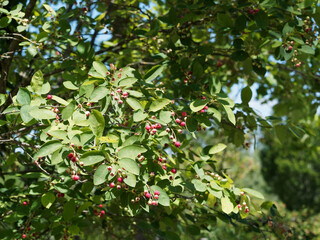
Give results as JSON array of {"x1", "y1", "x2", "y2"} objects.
[
  {"x1": 176, "y1": 119, "x2": 181, "y2": 124},
  {"x1": 107, "y1": 166, "x2": 112, "y2": 171},
  {"x1": 166, "y1": 128, "x2": 170, "y2": 132},
  {"x1": 117, "y1": 185, "x2": 121, "y2": 189},
  {"x1": 85, "y1": 111, "x2": 90, "y2": 117},
  {"x1": 171, "y1": 112, "x2": 175, "y2": 116}
]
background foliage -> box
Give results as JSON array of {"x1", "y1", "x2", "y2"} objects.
[{"x1": 0, "y1": 0, "x2": 320, "y2": 239}]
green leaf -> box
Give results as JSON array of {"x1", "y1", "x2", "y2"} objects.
[
  {"x1": 52, "y1": 95, "x2": 69, "y2": 105},
  {"x1": 93, "y1": 164, "x2": 108, "y2": 185},
  {"x1": 80, "y1": 151, "x2": 105, "y2": 166},
  {"x1": 38, "y1": 82, "x2": 51, "y2": 94},
  {"x1": 149, "y1": 98, "x2": 171, "y2": 112},
  {"x1": 62, "y1": 100, "x2": 76, "y2": 120},
  {"x1": 118, "y1": 145, "x2": 147, "y2": 159},
  {"x1": 89, "y1": 110, "x2": 105, "y2": 138},
  {"x1": 41, "y1": 192, "x2": 55, "y2": 209},
  {"x1": 0, "y1": 93, "x2": 6, "y2": 106},
  {"x1": 231, "y1": 51, "x2": 249, "y2": 61},
  {"x1": 133, "y1": 110, "x2": 148, "y2": 122},
  {"x1": 63, "y1": 81, "x2": 78, "y2": 90},
  {"x1": 31, "y1": 70, "x2": 44, "y2": 93},
  {"x1": 99, "y1": 134, "x2": 119, "y2": 143},
  {"x1": 222, "y1": 105, "x2": 236, "y2": 125},
  {"x1": 186, "y1": 117, "x2": 198, "y2": 132},
  {"x1": 43, "y1": 4, "x2": 56, "y2": 16},
  {"x1": 191, "y1": 179, "x2": 206, "y2": 192},
  {"x1": 126, "y1": 97, "x2": 143, "y2": 111},
  {"x1": 150, "y1": 185, "x2": 170, "y2": 206},
  {"x1": 159, "y1": 110, "x2": 171, "y2": 123},
  {"x1": 36, "y1": 140, "x2": 63, "y2": 158},
  {"x1": 63, "y1": 200, "x2": 76, "y2": 221},
  {"x1": 242, "y1": 188, "x2": 264, "y2": 199},
  {"x1": 20, "y1": 105, "x2": 35, "y2": 123},
  {"x1": 145, "y1": 65, "x2": 165, "y2": 82},
  {"x1": 190, "y1": 99, "x2": 207, "y2": 112},
  {"x1": 51, "y1": 150, "x2": 63, "y2": 165},
  {"x1": 209, "y1": 143, "x2": 227, "y2": 154},
  {"x1": 119, "y1": 158, "x2": 140, "y2": 175},
  {"x1": 254, "y1": 10, "x2": 269, "y2": 28},
  {"x1": 221, "y1": 196, "x2": 234, "y2": 214},
  {"x1": 90, "y1": 86, "x2": 108, "y2": 102},
  {"x1": 81, "y1": 181, "x2": 94, "y2": 194},
  {"x1": 241, "y1": 86, "x2": 252, "y2": 104},
  {"x1": 27, "y1": 46, "x2": 37, "y2": 57},
  {"x1": 93, "y1": 61, "x2": 108, "y2": 76},
  {"x1": 299, "y1": 45, "x2": 315, "y2": 55},
  {"x1": 117, "y1": 77, "x2": 138, "y2": 87},
  {"x1": 124, "y1": 173, "x2": 136, "y2": 187},
  {"x1": 29, "y1": 108, "x2": 56, "y2": 119},
  {"x1": 207, "y1": 108, "x2": 221, "y2": 122},
  {"x1": 47, "y1": 130, "x2": 68, "y2": 140}
]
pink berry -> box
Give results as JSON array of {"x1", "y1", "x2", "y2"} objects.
[
  {"x1": 145, "y1": 125, "x2": 151, "y2": 130},
  {"x1": 154, "y1": 195, "x2": 159, "y2": 200},
  {"x1": 22, "y1": 234, "x2": 26, "y2": 239},
  {"x1": 204, "y1": 106, "x2": 208, "y2": 110},
  {"x1": 171, "y1": 112, "x2": 175, "y2": 116},
  {"x1": 109, "y1": 182, "x2": 115, "y2": 188},
  {"x1": 174, "y1": 141, "x2": 181, "y2": 148},
  {"x1": 117, "y1": 177, "x2": 123, "y2": 183},
  {"x1": 73, "y1": 175, "x2": 79, "y2": 181},
  {"x1": 162, "y1": 165, "x2": 167, "y2": 170},
  {"x1": 180, "y1": 121, "x2": 186, "y2": 127},
  {"x1": 176, "y1": 119, "x2": 181, "y2": 124},
  {"x1": 171, "y1": 168, "x2": 177, "y2": 174},
  {"x1": 145, "y1": 193, "x2": 151, "y2": 198},
  {"x1": 118, "y1": 100, "x2": 123, "y2": 104},
  {"x1": 200, "y1": 109, "x2": 205, "y2": 113},
  {"x1": 99, "y1": 204, "x2": 103, "y2": 208},
  {"x1": 154, "y1": 191, "x2": 160, "y2": 195},
  {"x1": 23, "y1": 201, "x2": 27, "y2": 205},
  {"x1": 237, "y1": 204, "x2": 242, "y2": 209},
  {"x1": 47, "y1": 95, "x2": 52, "y2": 100}
]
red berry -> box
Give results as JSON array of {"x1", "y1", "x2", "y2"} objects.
[
  {"x1": 180, "y1": 121, "x2": 186, "y2": 127},
  {"x1": 145, "y1": 193, "x2": 151, "y2": 198},
  {"x1": 71, "y1": 156, "x2": 78, "y2": 162},
  {"x1": 73, "y1": 175, "x2": 79, "y2": 181},
  {"x1": 85, "y1": 111, "x2": 90, "y2": 117},
  {"x1": 100, "y1": 210, "x2": 105, "y2": 215},
  {"x1": 174, "y1": 142, "x2": 181, "y2": 148},
  {"x1": 67, "y1": 153, "x2": 74, "y2": 159},
  {"x1": 117, "y1": 177, "x2": 123, "y2": 183},
  {"x1": 23, "y1": 201, "x2": 27, "y2": 205},
  {"x1": 47, "y1": 95, "x2": 52, "y2": 100},
  {"x1": 204, "y1": 106, "x2": 208, "y2": 110},
  {"x1": 107, "y1": 166, "x2": 112, "y2": 171},
  {"x1": 22, "y1": 234, "x2": 26, "y2": 239},
  {"x1": 99, "y1": 204, "x2": 103, "y2": 208},
  {"x1": 171, "y1": 168, "x2": 177, "y2": 174},
  {"x1": 154, "y1": 191, "x2": 160, "y2": 195},
  {"x1": 109, "y1": 182, "x2": 115, "y2": 188},
  {"x1": 200, "y1": 109, "x2": 205, "y2": 113},
  {"x1": 145, "y1": 125, "x2": 151, "y2": 130},
  {"x1": 182, "y1": 112, "x2": 187, "y2": 117},
  {"x1": 154, "y1": 195, "x2": 159, "y2": 200}
]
